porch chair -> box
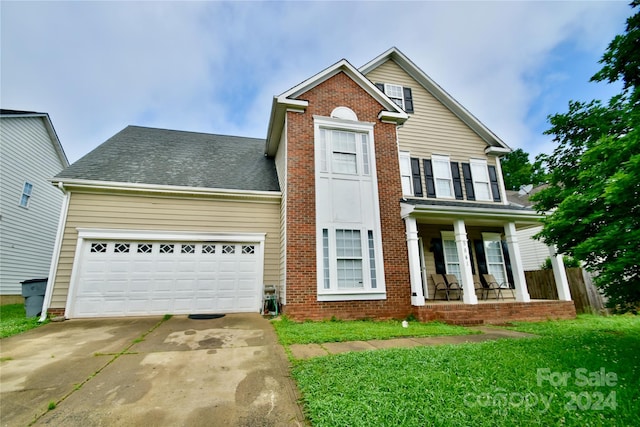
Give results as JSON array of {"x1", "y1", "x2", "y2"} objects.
[
  {"x1": 481, "y1": 274, "x2": 505, "y2": 300},
  {"x1": 431, "y1": 274, "x2": 462, "y2": 301},
  {"x1": 444, "y1": 274, "x2": 463, "y2": 300},
  {"x1": 476, "y1": 274, "x2": 502, "y2": 300},
  {"x1": 262, "y1": 284, "x2": 279, "y2": 316}
]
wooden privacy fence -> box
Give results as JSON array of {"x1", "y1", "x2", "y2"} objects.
[{"x1": 525, "y1": 268, "x2": 605, "y2": 314}]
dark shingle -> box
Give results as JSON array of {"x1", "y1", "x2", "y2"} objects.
[
  {"x1": 56, "y1": 126, "x2": 280, "y2": 192},
  {"x1": 403, "y1": 197, "x2": 534, "y2": 211}
]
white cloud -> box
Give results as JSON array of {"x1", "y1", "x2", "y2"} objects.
[{"x1": 1, "y1": 1, "x2": 631, "y2": 162}]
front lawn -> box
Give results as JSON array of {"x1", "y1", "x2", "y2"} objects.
[
  {"x1": 0, "y1": 304, "x2": 47, "y2": 339},
  {"x1": 288, "y1": 315, "x2": 640, "y2": 426},
  {"x1": 272, "y1": 316, "x2": 476, "y2": 345}
]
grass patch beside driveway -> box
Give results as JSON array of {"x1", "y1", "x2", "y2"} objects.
[
  {"x1": 272, "y1": 317, "x2": 476, "y2": 346},
  {"x1": 286, "y1": 315, "x2": 639, "y2": 426},
  {"x1": 0, "y1": 304, "x2": 47, "y2": 339}
]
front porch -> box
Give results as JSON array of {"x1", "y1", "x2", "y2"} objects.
[
  {"x1": 400, "y1": 199, "x2": 576, "y2": 324},
  {"x1": 413, "y1": 299, "x2": 577, "y2": 325}
]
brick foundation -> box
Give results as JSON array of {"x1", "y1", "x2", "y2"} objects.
[
  {"x1": 47, "y1": 308, "x2": 65, "y2": 318},
  {"x1": 413, "y1": 300, "x2": 577, "y2": 325}
]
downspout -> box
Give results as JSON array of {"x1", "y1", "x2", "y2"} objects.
[{"x1": 40, "y1": 182, "x2": 70, "y2": 322}]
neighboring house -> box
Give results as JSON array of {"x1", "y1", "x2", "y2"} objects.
[
  {"x1": 0, "y1": 110, "x2": 69, "y2": 303},
  {"x1": 42, "y1": 48, "x2": 575, "y2": 323},
  {"x1": 505, "y1": 185, "x2": 551, "y2": 271}
]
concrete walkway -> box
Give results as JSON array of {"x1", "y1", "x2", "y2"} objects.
[{"x1": 289, "y1": 326, "x2": 537, "y2": 360}]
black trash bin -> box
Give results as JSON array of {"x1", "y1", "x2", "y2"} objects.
[{"x1": 21, "y1": 278, "x2": 47, "y2": 317}]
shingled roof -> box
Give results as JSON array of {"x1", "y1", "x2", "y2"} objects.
[{"x1": 55, "y1": 126, "x2": 280, "y2": 192}]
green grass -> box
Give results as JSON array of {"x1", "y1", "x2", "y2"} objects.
[
  {"x1": 272, "y1": 316, "x2": 477, "y2": 345},
  {"x1": 0, "y1": 304, "x2": 48, "y2": 339},
  {"x1": 289, "y1": 315, "x2": 640, "y2": 426}
]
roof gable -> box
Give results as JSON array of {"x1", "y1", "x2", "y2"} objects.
[
  {"x1": 360, "y1": 47, "x2": 511, "y2": 153},
  {"x1": 265, "y1": 59, "x2": 408, "y2": 156},
  {"x1": 55, "y1": 126, "x2": 279, "y2": 193},
  {"x1": 1, "y1": 109, "x2": 69, "y2": 167}
]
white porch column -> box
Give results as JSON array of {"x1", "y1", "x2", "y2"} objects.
[
  {"x1": 453, "y1": 219, "x2": 477, "y2": 304},
  {"x1": 504, "y1": 222, "x2": 531, "y2": 302},
  {"x1": 404, "y1": 216, "x2": 425, "y2": 306},
  {"x1": 548, "y1": 246, "x2": 572, "y2": 301}
]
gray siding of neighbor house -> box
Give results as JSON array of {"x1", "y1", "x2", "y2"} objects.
[{"x1": 0, "y1": 116, "x2": 67, "y2": 295}]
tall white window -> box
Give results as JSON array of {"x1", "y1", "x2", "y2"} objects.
[
  {"x1": 471, "y1": 159, "x2": 492, "y2": 201},
  {"x1": 315, "y1": 115, "x2": 386, "y2": 300},
  {"x1": 399, "y1": 151, "x2": 412, "y2": 195},
  {"x1": 432, "y1": 155, "x2": 453, "y2": 198},
  {"x1": 483, "y1": 233, "x2": 508, "y2": 287},
  {"x1": 384, "y1": 84, "x2": 404, "y2": 109},
  {"x1": 441, "y1": 231, "x2": 461, "y2": 283},
  {"x1": 19, "y1": 182, "x2": 33, "y2": 208}
]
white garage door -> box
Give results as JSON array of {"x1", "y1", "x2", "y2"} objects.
[{"x1": 71, "y1": 240, "x2": 261, "y2": 318}]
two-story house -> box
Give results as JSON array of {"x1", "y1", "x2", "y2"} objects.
[
  {"x1": 0, "y1": 110, "x2": 69, "y2": 304},
  {"x1": 41, "y1": 48, "x2": 575, "y2": 323}
]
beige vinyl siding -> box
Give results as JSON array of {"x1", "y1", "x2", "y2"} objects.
[
  {"x1": 51, "y1": 191, "x2": 281, "y2": 309},
  {"x1": 0, "y1": 117, "x2": 66, "y2": 294},
  {"x1": 366, "y1": 60, "x2": 490, "y2": 160},
  {"x1": 365, "y1": 60, "x2": 500, "y2": 202},
  {"x1": 275, "y1": 127, "x2": 288, "y2": 302}
]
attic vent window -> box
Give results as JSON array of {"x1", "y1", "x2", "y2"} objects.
[{"x1": 330, "y1": 107, "x2": 358, "y2": 121}]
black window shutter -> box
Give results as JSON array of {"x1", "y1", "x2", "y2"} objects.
[
  {"x1": 375, "y1": 83, "x2": 385, "y2": 93},
  {"x1": 431, "y1": 238, "x2": 446, "y2": 274},
  {"x1": 423, "y1": 159, "x2": 436, "y2": 198},
  {"x1": 501, "y1": 240, "x2": 515, "y2": 288},
  {"x1": 488, "y1": 165, "x2": 501, "y2": 202},
  {"x1": 474, "y1": 240, "x2": 488, "y2": 277},
  {"x1": 461, "y1": 163, "x2": 475, "y2": 201},
  {"x1": 410, "y1": 157, "x2": 423, "y2": 197},
  {"x1": 468, "y1": 240, "x2": 476, "y2": 275},
  {"x1": 403, "y1": 87, "x2": 414, "y2": 113},
  {"x1": 450, "y1": 162, "x2": 464, "y2": 200}
]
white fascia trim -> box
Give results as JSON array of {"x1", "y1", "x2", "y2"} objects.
[
  {"x1": 39, "y1": 188, "x2": 70, "y2": 322},
  {"x1": 52, "y1": 179, "x2": 281, "y2": 200},
  {"x1": 76, "y1": 228, "x2": 266, "y2": 243},
  {"x1": 400, "y1": 202, "x2": 544, "y2": 222},
  {"x1": 318, "y1": 291, "x2": 387, "y2": 302}
]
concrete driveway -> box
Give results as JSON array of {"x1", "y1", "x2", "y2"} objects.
[{"x1": 0, "y1": 314, "x2": 305, "y2": 426}]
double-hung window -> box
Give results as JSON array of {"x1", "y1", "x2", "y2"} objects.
[
  {"x1": 483, "y1": 233, "x2": 508, "y2": 287},
  {"x1": 441, "y1": 231, "x2": 462, "y2": 283},
  {"x1": 385, "y1": 84, "x2": 405, "y2": 109},
  {"x1": 470, "y1": 159, "x2": 492, "y2": 201},
  {"x1": 319, "y1": 129, "x2": 370, "y2": 176},
  {"x1": 322, "y1": 227, "x2": 379, "y2": 292},
  {"x1": 399, "y1": 151, "x2": 413, "y2": 195},
  {"x1": 19, "y1": 182, "x2": 33, "y2": 208},
  {"x1": 432, "y1": 155, "x2": 454, "y2": 198}
]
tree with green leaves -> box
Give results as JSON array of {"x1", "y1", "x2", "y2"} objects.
[
  {"x1": 533, "y1": 1, "x2": 639, "y2": 312},
  {"x1": 500, "y1": 148, "x2": 548, "y2": 191}
]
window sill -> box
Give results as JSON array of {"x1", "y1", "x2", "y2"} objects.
[{"x1": 317, "y1": 291, "x2": 387, "y2": 302}]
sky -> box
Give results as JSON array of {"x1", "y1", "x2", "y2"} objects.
[{"x1": 1, "y1": 1, "x2": 632, "y2": 164}]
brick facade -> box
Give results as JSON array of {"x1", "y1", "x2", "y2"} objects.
[
  {"x1": 414, "y1": 300, "x2": 577, "y2": 325},
  {"x1": 283, "y1": 72, "x2": 413, "y2": 321}
]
